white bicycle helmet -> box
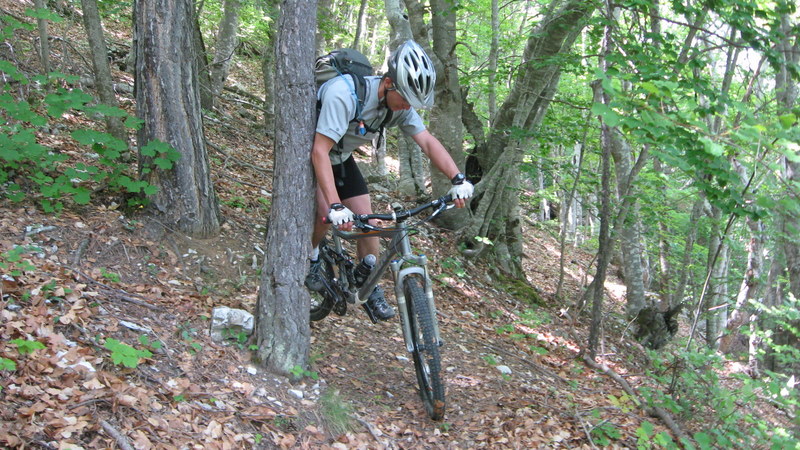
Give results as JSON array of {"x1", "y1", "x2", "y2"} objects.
[{"x1": 387, "y1": 40, "x2": 436, "y2": 110}]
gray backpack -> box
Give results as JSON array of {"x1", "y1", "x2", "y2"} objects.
[{"x1": 315, "y1": 48, "x2": 373, "y2": 126}]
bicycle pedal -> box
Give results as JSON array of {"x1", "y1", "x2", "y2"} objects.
[
  {"x1": 361, "y1": 303, "x2": 379, "y2": 324},
  {"x1": 333, "y1": 300, "x2": 347, "y2": 316}
]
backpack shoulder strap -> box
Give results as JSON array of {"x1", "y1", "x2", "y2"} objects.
[{"x1": 351, "y1": 73, "x2": 367, "y2": 123}]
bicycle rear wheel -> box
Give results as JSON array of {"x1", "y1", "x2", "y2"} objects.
[
  {"x1": 403, "y1": 274, "x2": 445, "y2": 420},
  {"x1": 309, "y1": 257, "x2": 335, "y2": 321}
]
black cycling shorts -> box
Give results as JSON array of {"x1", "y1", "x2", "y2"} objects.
[{"x1": 332, "y1": 155, "x2": 369, "y2": 200}]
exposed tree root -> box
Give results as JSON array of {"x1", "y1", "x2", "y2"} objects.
[{"x1": 582, "y1": 355, "x2": 690, "y2": 444}]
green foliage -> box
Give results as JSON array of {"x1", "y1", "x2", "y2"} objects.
[
  {"x1": 0, "y1": 357, "x2": 16, "y2": 371},
  {"x1": 635, "y1": 421, "x2": 679, "y2": 449},
  {"x1": 104, "y1": 338, "x2": 152, "y2": 368},
  {"x1": 100, "y1": 268, "x2": 121, "y2": 283},
  {"x1": 590, "y1": 418, "x2": 621, "y2": 447},
  {"x1": 11, "y1": 338, "x2": 45, "y2": 355},
  {"x1": 221, "y1": 327, "x2": 250, "y2": 349},
  {"x1": 441, "y1": 256, "x2": 467, "y2": 278},
  {"x1": 0, "y1": 245, "x2": 41, "y2": 276},
  {"x1": 320, "y1": 390, "x2": 353, "y2": 437},
  {"x1": 289, "y1": 364, "x2": 318, "y2": 380},
  {"x1": 0, "y1": 43, "x2": 179, "y2": 210},
  {"x1": 138, "y1": 334, "x2": 163, "y2": 350},
  {"x1": 641, "y1": 342, "x2": 800, "y2": 449},
  {"x1": 178, "y1": 321, "x2": 203, "y2": 354}
]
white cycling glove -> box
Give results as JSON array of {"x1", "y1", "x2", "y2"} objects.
[
  {"x1": 327, "y1": 203, "x2": 354, "y2": 226},
  {"x1": 447, "y1": 173, "x2": 474, "y2": 200}
]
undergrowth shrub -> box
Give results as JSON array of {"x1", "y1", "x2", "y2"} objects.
[
  {"x1": 638, "y1": 333, "x2": 799, "y2": 449},
  {"x1": 1, "y1": 11, "x2": 179, "y2": 212}
]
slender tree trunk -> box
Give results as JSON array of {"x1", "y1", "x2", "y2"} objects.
[
  {"x1": 260, "y1": 0, "x2": 279, "y2": 135},
  {"x1": 34, "y1": 0, "x2": 51, "y2": 75},
  {"x1": 463, "y1": 0, "x2": 593, "y2": 274},
  {"x1": 316, "y1": 0, "x2": 332, "y2": 53},
  {"x1": 607, "y1": 128, "x2": 647, "y2": 319},
  {"x1": 720, "y1": 214, "x2": 763, "y2": 354},
  {"x1": 703, "y1": 206, "x2": 724, "y2": 348},
  {"x1": 79, "y1": 0, "x2": 127, "y2": 142},
  {"x1": 209, "y1": 0, "x2": 241, "y2": 105},
  {"x1": 773, "y1": 10, "x2": 800, "y2": 376},
  {"x1": 254, "y1": 0, "x2": 317, "y2": 377},
  {"x1": 134, "y1": 0, "x2": 221, "y2": 238},
  {"x1": 385, "y1": 0, "x2": 423, "y2": 192},
  {"x1": 426, "y1": 0, "x2": 466, "y2": 229},
  {"x1": 588, "y1": 83, "x2": 613, "y2": 360},
  {"x1": 488, "y1": 0, "x2": 498, "y2": 122},
  {"x1": 192, "y1": 12, "x2": 214, "y2": 109},
  {"x1": 352, "y1": 0, "x2": 368, "y2": 50},
  {"x1": 719, "y1": 157, "x2": 765, "y2": 353},
  {"x1": 672, "y1": 198, "x2": 704, "y2": 306},
  {"x1": 557, "y1": 131, "x2": 587, "y2": 300}
]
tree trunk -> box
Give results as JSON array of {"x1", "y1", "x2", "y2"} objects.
[
  {"x1": 260, "y1": 0, "x2": 279, "y2": 135},
  {"x1": 588, "y1": 80, "x2": 613, "y2": 360},
  {"x1": 398, "y1": 134, "x2": 427, "y2": 196},
  {"x1": 192, "y1": 11, "x2": 214, "y2": 110},
  {"x1": 720, "y1": 214, "x2": 763, "y2": 354},
  {"x1": 771, "y1": 11, "x2": 800, "y2": 376},
  {"x1": 315, "y1": 0, "x2": 332, "y2": 53},
  {"x1": 134, "y1": 0, "x2": 221, "y2": 238},
  {"x1": 488, "y1": 0, "x2": 498, "y2": 121},
  {"x1": 34, "y1": 0, "x2": 51, "y2": 75},
  {"x1": 209, "y1": 0, "x2": 241, "y2": 105},
  {"x1": 79, "y1": 0, "x2": 127, "y2": 142},
  {"x1": 403, "y1": 0, "x2": 467, "y2": 213},
  {"x1": 385, "y1": 0, "x2": 424, "y2": 192},
  {"x1": 254, "y1": 0, "x2": 317, "y2": 377},
  {"x1": 671, "y1": 197, "x2": 704, "y2": 306},
  {"x1": 352, "y1": 0, "x2": 368, "y2": 50},
  {"x1": 607, "y1": 127, "x2": 647, "y2": 319},
  {"x1": 463, "y1": 0, "x2": 594, "y2": 274}
]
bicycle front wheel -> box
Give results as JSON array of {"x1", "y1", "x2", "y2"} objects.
[{"x1": 404, "y1": 274, "x2": 445, "y2": 420}]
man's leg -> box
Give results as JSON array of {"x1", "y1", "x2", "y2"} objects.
[
  {"x1": 311, "y1": 186, "x2": 329, "y2": 249},
  {"x1": 343, "y1": 194, "x2": 395, "y2": 321},
  {"x1": 342, "y1": 193, "x2": 379, "y2": 258},
  {"x1": 305, "y1": 187, "x2": 329, "y2": 291}
]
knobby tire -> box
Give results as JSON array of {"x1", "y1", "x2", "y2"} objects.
[{"x1": 404, "y1": 274, "x2": 445, "y2": 420}]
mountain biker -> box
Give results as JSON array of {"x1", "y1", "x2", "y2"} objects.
[{"x1": 307, "y1": 40, "x2": 474, "y2": 321}]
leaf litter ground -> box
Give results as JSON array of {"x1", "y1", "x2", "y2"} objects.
[{"x1": 0, "y1": 1, "x2": 783, "y2": 447}]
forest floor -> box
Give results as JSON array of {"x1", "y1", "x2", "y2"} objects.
[{"x1": 0, "y1": 1, "x2": 780, "y2": 448}]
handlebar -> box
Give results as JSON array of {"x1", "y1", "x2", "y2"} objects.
[{"x1": 323, "y1": 194, "x2": 454, "y2": 230}]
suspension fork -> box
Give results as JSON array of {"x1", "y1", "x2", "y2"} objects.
[{"x1": 392, "y1": 254, "x2": 443, "y2": 353}]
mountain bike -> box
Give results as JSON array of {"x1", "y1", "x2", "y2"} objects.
[{"x1": 309, "y1": 194, "x2": 454, "y2": 421}]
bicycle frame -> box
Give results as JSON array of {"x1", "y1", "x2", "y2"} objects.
[{"x1": 329, "y1": 208, "x2": 447, "y2": 352}]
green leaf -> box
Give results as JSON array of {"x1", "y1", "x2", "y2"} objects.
[
  {"x1": 778, "y1": 113, "x2": 796, "y2": 129},
  {"x1": 694, "y1": 431, "x2": 713, "y2": 449},
  {"x1": 640, "y1": 81, "x2": 660, "y2": 95},
  {"x1": 0, "y1": 60, "x2": 29, "y2": 83},
  {"x1": 104, "y1": 338, "x2": 152, "y2": 368},
  {"x1": 25, "y1": 7, "x2": 64, "y2": 22},
  {"x1": 591, "y1": 102, "x2": 622, "y2": 127},
  {"x1": 0, "y1": 357, "x2": 16, "y2": 371},
  {"x1": 72, "y1": 187, "x2": 91, "y2": 205},
  {"x1": 140, "y1": 139, "x2": 173, "y2": 157},
  {"x1": 699, "y1": 137, "x2": 724, "y2": 156},
  {"x1": 11, "y1": 338, "x2": 46, "y2": 355},
  {"x1": 84, "y1": 103, "x2": 129, "y2": 118}
]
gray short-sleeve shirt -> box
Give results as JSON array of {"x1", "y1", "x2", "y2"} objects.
[{"x1": 316, "y1": 75, "x2": 426, "y2": 165}]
